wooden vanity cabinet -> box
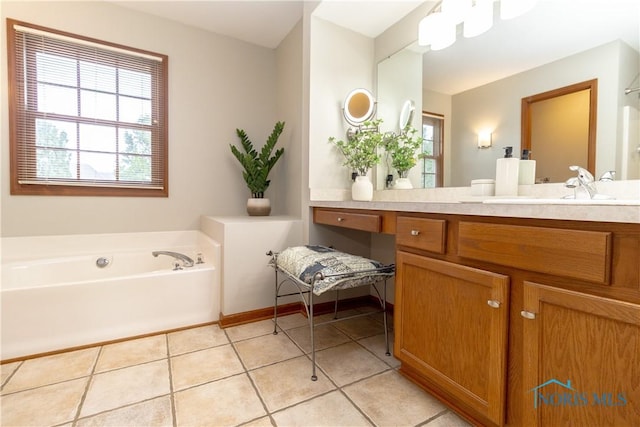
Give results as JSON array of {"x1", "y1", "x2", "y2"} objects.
[
  {"x1": 313, "y1": 208, "x2": 640, "y2": 426},
  {"x1": 393, "y1": 215, "x2": 640, "y2": 427},
  {"x1": 395, "y1": 251, "x2": 510, "y2": 426},
  {"x1": 521, "y1": 281, "x2": 640, "y2": 426}
]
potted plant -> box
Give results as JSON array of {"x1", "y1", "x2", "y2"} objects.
[
  {"x1": 329, "y1": 118, "x2": 384, "y2": 201},
  {"x1": 384, "y1": 125, "x2": 423, "y2": 189},
  {"x1": 230, "y1": 121, "x2": 285, "y2": 216}
]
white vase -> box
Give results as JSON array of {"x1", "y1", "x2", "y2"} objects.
[
  {"x1": 247, "y1": 198, "x2": 271, "y2": 216},
  {"x1": 352, "y1": 175, "x2": 373, "y2": 201},
  {"x1": 395, "y1": 177, "x2": 413, "y2": 189}
]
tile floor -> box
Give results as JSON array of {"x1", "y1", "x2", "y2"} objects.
[{"x1": 1, "y1": 308, "x2": 471, "y2": 427}]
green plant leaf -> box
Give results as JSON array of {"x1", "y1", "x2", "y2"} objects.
[{"x1": 229, "y1": 121, "x2": 285, "y2": 196}]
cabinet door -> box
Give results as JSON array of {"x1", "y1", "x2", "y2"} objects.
[
  {"x1": 522, "y1": 282, "x2": 640, "y2": 426},
  {"x1": 394, "y1": 251, "x2": 510, "y2": 426}
]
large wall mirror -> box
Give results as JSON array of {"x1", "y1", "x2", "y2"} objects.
[{"x1": 376, "y1": 0, "x2": 640, "y2": 190}]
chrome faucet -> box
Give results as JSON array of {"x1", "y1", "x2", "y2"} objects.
[
  {"x1": 565, "y1": 165, "x2": 597, "y2": 199},
  {"x1": 152, "y1": 251, "x2": 195, "y2": 269},
  {"x1": 599, "y1": 170, "x2": 616, "y2": 182}
]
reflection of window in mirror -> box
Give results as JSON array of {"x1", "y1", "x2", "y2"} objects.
[{"x1": 422, "y1": 112, "x2": 444, "y2": 188}]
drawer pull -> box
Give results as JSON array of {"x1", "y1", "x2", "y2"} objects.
[
  {"x1": 520, "y1": 310, "x2": 536, "y2": 320},
  {"x1": 337, "y1": 217, "x2": 344, "y2": 222},
  {"x1": 487, "y1": 300, "x2": 501, "y2": 308},
  {"x1": 410, "y1": 230, "x2": 420, "y2": 236}
]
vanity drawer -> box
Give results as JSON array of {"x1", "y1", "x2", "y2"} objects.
[
  {"x1": 314, "y1": 209, "x2": 382, "y2": 233},
  {"x1": 396, "y1": 216, "x2": 446, "y2": 254},
  {"x1": 457, "y1": 221, "x2": 612, "y2": 284}
]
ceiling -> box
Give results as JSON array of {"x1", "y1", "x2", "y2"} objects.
[
  {"x1": 111, "y1": 0, "x2": 424, "y2": 49},
  {"x1": 417, "y1": 0, "x2": 640, "y2": 95},
  {"x1": 109, "y1": 1, "x2": 639, "y2": 95}
]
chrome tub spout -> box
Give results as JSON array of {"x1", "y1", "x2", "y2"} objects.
[{"x1": 152, "y1": 251, "x2": 195, "y2": 269}]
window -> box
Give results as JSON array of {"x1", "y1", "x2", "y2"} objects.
[
  {"x1": 7, "y1": 19, "x2": 168, "y2": 196},
  {"x1": 421, "y1": 112, "x2": 444, "y2": 188}
]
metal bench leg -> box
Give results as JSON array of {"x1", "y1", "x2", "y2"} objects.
[
  {"x1": 273, "y1": 269, "x2": 279, "y2": 335},
  {"x1": 383, "y1": 278, "x2": 390, "y2": 356},
  {"x1": 310, "y1": 288, "x2": 317, "y2": 381}
]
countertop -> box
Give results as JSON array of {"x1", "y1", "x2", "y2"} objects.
[{"x1": 309, "y1": 181, "x2": 640, "y2": 224}]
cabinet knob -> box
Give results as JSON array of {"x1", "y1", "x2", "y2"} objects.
[
  {"x1": 520, "y1": 310, "x2": 536, "y2": 320},
  {"x1": 410, "y1": 230, "x2": 420, "y2": 236},
  {"x1": 487, "y1": 300, "x2": 501, "y2": 308},
  {"x1": 337, "y1": 217, "x2": 344, "y2": 222}
]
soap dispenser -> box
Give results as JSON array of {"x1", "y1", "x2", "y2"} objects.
[
  {"x1": 518, "y1": 149, "x2": 536, "y2": 185},
  {"x1": 495, "y1": 146, "x2": 520, "y2": 196}
]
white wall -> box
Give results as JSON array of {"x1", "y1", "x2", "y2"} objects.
[
  {"x1": 275, "y1": 20, "x2": 304, "y2": 217},
  {"x1": 308, "y1": 17, "x2": 375, "y2": 193},
  {"x1": 450, "y1": 41, "x2": 633, "y2": 187},
  {"x1": 376, "y1": 48, "x2": 423, "y2": 189},
  {"x1": 1, "y1": 1, "x2": 286, "y2": 237}
]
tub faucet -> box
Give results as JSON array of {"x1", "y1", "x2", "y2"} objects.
[
  {"x1": 152, "y1": 251, "x2": 195, "y2": 268},
  {"x1": 564, "y1": 165, "x2": 597, "y2": 199}
]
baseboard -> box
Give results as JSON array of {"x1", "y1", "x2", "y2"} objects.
[{"x1": 218, "y1": 295, "x2": 394, "y2": 328}]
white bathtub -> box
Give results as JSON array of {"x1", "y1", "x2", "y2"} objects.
[{"x1": 1, "y1": 231, "x2": 220, "y2": 361}]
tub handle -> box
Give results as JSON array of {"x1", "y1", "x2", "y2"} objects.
[{"x1": 96, "y1": 257, "x2": 110, "y2": 268}]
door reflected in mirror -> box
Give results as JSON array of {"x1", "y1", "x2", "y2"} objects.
[{"x1": 522, "y1": 80, "x2": 597, "y2": 183}]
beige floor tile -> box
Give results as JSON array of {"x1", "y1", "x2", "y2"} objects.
[
  {"x1": 249, "y1": 356, "x2": 335, "y2": 412},
  {"x1": 1, "y1": 348, "x2": 98, "y2": 394},
  {"x1": 174, "y1": 374, "x2": 266, "y2": 426},
  {"x1": 344, "y1": 370, "x2": 446, "y2": 426},
  {"x1": 171, "y1": 344, "x2": 244, "y2": 391},
  {"x1": 272, "y1": 312, "x2": 308, "y2": 330},
  {"x1": 285, "y1": 323, "x2": 351, "y2": 354},
  {"x1": 357, "y1": 333, "x2": 400, "y2": 368},
  {"x1": 76, "y1": 396, "x2": 172, "y2": 427},
  {"x1": 234, "y1": 333, "x2": 303, "y2": 370},
  {"x1": 1, "y1": 361, "x2": 22, "y2": 387},
  {"x1": 225, "y1": 319, "x2": 279, "y2": 342},
  {"x1": 315, "y1": 342, "x2": 389, "y2": 386},
  {"x1": 332, "y1": 315, "x2": 386, "y2": 340},
  {"x1": 167, "y1": 324, "x2": 229, "y2": 355},
  {"x1": 80, "y1": 360, "x2": 170, "y2": 417},
  {"x1": 0, "y1": 377, "x2": 88, "y2": 426},
  {"x1": 95, "y1": 335, "x2": 167, "y2": 372},
  {"x1": 425, "y1": 410, "x2": 472, "y2": 426},
  {"x1": 272, "y1": 390, "x2": 372, "y2": 427}
]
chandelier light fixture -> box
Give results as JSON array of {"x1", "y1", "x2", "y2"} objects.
[{"x1": 418, "y1": 0, "x2": 538, "y2": 50}]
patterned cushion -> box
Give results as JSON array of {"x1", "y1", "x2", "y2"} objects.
[{"x1": 271, "y1": 245, "x2": 394, "y2": 295}]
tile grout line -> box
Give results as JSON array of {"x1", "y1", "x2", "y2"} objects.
[
  {"x1": 165, "y1": 333, "x2": 178, "y2": 427},
  {"x1": 224, "y1": 326, "x2": 277, "y2": 426},
  {"x1": 278, "y1": 318, "x2": 388, "y2": 427},
  {"x1": 71, "y1": 346, "x2": 103, "y2": 427},
  {"x1": 0, "y1": 360, "x2": 24, "y2": 391}
]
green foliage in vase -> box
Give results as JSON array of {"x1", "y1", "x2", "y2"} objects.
[
  {"x1": 329, "y1": 119, "x2": 384, "y2": 176},
  {"x1": 384, "y1": 125, "x2": 423, "y2": 174},
  {"x1": 230, "y1": 121, "x2": 285, "y2": 198}
]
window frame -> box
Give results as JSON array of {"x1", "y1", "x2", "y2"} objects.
[
  {"x1": 421, "y1": 111, "x2": 444, "y2": 188},
  {"x1": 6, "y1": 18, "x2": 169, "y2": 197}
]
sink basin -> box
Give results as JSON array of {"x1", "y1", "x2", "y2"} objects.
[{"x1": 483, "y1": 198, "x2": 640, "y2": 206}]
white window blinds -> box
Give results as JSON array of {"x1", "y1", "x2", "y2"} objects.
[{"x1": 7, "y1": 19, "x2": 168, "y2": 196}]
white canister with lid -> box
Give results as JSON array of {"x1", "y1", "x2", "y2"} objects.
[{"x1": 471, "y1": 179, "x2": 496, "y2": 196}]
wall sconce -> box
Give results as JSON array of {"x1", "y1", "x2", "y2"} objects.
[{"x1": 478, "y1": 131, "x2": 492, "y2": 148}]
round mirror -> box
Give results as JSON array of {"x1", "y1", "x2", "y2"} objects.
[
  {"x1": 343, "y1": 88, "x2": 376, "y2": 126},
  {"x1": 399, "y1": 99, "x2": 415, "y2": 131}
]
